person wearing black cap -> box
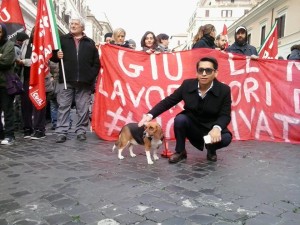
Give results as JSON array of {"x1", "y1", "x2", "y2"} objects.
[
  {"x1": 138, "y1": 56, "x2": 232, "y2": 163},
  {"x1": 104, "y1": 32, "x2": 113, "y2": 43},
  {"x1": 226, "y1": 26, "x2": 258, "y2": 57}
]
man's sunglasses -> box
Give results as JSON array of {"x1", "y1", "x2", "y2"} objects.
[{"x1": 197, "y1": 67, "x2": 216, "y2": 75}]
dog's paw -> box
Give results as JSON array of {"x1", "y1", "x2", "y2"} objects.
[
  {"x1": 118, "y1": 155, "x2": 125, "y2": 160},
  {"x1": 130, "y1": 153, "x2": 136, "y2": 158},
  {"x1": 147, "y1": 160, "x2": 154, "y2": 165},
  {"x1": 153, "y1": 155, "x2": 159, "y2": 160}
]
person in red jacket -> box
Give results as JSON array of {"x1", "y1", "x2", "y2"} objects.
[{"x1": 139, "y1": 57, "x2": 232, "y2": 163}]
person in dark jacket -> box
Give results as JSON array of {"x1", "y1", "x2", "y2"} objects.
[
  {"x1": 287, "y1": 44, "x2": 300, "y2": 60},
  {"x1": 226, "y1": 26, "x2": 258, "y2": 57},
  {"x1": 110, "y1": 28, "x2": 130, "y2": 48},
  {"x1": 192, "y1": 24, "x2": 217, "y2": 49},
  {"x1": 0, "y1": 23, "x2": 16, "y2": 145},
  {"x1": 138, "y1": 57, "x2": 232, "y2": 163},
  {"x1": 52, "y1": 17, "x2": 100, "y2": 143},
  {"x1": 140, "y1": 31, "x2": 161, "y2": 54}
]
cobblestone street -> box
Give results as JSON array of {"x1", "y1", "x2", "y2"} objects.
[{"x1": 0, "y1": 130, "x2": 300, "y2": 225}]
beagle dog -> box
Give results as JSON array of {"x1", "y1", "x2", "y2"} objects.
[{"x1": 112, "y1": 122, "x2": 164, "y2": 164}]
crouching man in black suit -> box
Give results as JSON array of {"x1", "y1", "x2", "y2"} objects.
[{"x1": 139, "y1": 56, "x2": 232, "y2": 163}]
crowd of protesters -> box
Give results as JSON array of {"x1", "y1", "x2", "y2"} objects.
[{"x1": 0, "y1": 18, "x2": 299, "y2": 149}]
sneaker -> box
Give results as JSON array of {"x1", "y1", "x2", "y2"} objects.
[
  {"x1": 56, "y1": 134, "x2": 67, "y2": 143},
  {"x1": 1, "y1": 137, "x2": 15, "y2": 145},
  {"x1": 77, "y1": 133, "x2": 86, "y2": 141},
  {"x1": 31, "y1": 131, "x2": 46, "y2": 140},
  {"x1": 24, "y1": 129, "x2": 33, "y2": 139}
]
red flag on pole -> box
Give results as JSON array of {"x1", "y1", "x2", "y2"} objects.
[
  {"x1": 222, "y1": 24, "x2": 229, "y2": 48},
  {"x1": 0, "y1": 0, "x2": 26, "y2": 40},
  {"x1": 29, "y1": 0, "x2": 61, "y2": 110},
  {"x1": 258, "y1": 22, "x2": 278, "y2": 59}
]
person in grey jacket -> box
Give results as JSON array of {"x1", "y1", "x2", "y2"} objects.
[
  {"x1": 52, "y1": 17, "x2": 100, "y2": 143},
  {"x1": 226, "y1": 26, "x2": 258, "y2": 57},
  {"x1": 287, "y1": 44, "x2": 300, "y2": 60}
]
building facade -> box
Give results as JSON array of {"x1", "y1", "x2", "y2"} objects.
[
  {"x1": 227, "y1": 0, "x2": 300, "y2": 59},
  {"x1": 13, "y1": 0, "x2": 108, "y2": 44},
  {"x1": 186, "y1": 0, "x2": 261, "y2": 49}
]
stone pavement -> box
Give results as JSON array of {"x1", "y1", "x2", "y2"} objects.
[{"x1": 0, "y1": 129, "x2": 300, "y2": 225}]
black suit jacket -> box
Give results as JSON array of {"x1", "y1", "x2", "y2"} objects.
[{"x1": 148, "y1": 78, "x2": 232, "y2": 133}]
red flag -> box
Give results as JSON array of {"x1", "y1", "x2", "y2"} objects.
[
  {"x1": 222, "y1": 24, "x2": 229, "y2": 48},
  {"x1": 29, "y1": 0, "x2": 59, "y2": 110},
  {"x1": 258, "y1": 22, "x2": 278, "y2": 59},
  {"x1": 0, "y1": 0, "x2": 25, "y2": 40}
]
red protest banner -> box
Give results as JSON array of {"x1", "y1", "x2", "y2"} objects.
[
  {"x1": 0, "y1": 0, "x2": 26, "y2": 40},
  {"x1": 92, "y1": 45, "x2": 300, "y2": 144}
]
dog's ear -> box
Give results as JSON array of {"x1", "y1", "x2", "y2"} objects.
[{"x1": 154, "y1": 124, "x2": 164, "y2": 140}]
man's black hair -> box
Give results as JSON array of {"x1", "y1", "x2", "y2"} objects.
[{"x1": 198, "y1": 57, "x2": 218, "y2": 70}]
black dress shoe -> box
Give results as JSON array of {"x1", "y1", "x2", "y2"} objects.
[
  {"x1": 169, "y1": 150, "x2": 187, "y2": 163},
  {"x1": 56, "y1": 135, "x2": 66, "y2": 143},
  {"x1": 77, "y1": 133, "x2": 86, "y2": 141},
  {"x1": 207, "y1": 149, "x2": 217, "y2": 162}
]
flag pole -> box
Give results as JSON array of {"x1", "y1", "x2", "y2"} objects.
[
  {"x1": 47, "y1": 0, "x2": 67, "y2": 89},
  {"x1": 60, "y1": 58, "x2": 67, "y2": 89}
]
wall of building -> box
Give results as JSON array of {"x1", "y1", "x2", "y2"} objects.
[{"x1": 227, "y1": 0, "x2": 300, "y2": 59}]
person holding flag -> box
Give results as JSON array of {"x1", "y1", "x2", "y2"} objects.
[{"x1": 52, "y1": 17, "x2": 100, "y2": 143}]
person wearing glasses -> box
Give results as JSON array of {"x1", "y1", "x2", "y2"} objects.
[{"x1": 138, "y1": 57, "x2": 232, "y2": 163}]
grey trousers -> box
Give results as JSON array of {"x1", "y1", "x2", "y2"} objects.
[{"x1": 55, "y1": 83, "x2": 91, "y2": 136}]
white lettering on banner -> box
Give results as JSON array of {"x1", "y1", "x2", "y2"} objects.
[
  {"x1": 111, "y1": 80, "x2": 126, "y2": 105},
  {"x1": 228, "y1": 53, "x2": 259, "y2": 75},
  {"x1": 287, "y1": 61, "x2": 300, "y2": 81},
  {"x1": 295, "y1": 89, "x2": 300, "y2": 113},
  {"x1": 145, "y1": 86, "x2": 165, "y2": 109},
  {"x1": 110, "y1": 80, "x2": 180, "y2": 110},
  {"x1": 98, "y1": 74, "x2": 108, "y2": 97},
  {"x1": 0, "y1": 7, "x2": 10, "y2": 22},
  {"x1": 105, "y1": 107, "x2": 135, "y2": 135},
  {"x1": 231, "y1": 108, "x2": 300, "y2": 141},
  {"x1": 239, "y1": 108, "x2": 256, "y2": 130},
  {"x1": 274, "y1": 113, "x2": 300, "y2": 142},
  {"x1": 230, "y1": 111, "x2": 240, "y2": 139},
  {"x1": 150, "y1": 54, "x2": 158, "y2": 80},
  {"x1": 163, "y1": 53, "x2": 183, "y2": 81},
  {"x1": 266, "y1": 82, "x2": 271, "y2": 106},
  {"x1": 229, "y1": 78, "x2": 270, "y2": 106},
  {"x1": 118, "y1": 51, "x2": 183, "y2": 80},
  {"x1": 31, "y1": 45, "x2": 52, "y2": 75},
  {"x1": 255, "y1": 110, "x2": 274, "y2": 140},
  {"x1": 38, "y1": 15, "x2": 50, "y2": 38},
  {"x1": 127, "y1": 83, "x2": 145, "y2": 107},
  {"x1": 244, "y1": 77, "x2": 259, "y2": 103},
  {"x1": 30, "y1": 90, "x2": 43, "y2": 106},
  {"x1": 118, "y1": 50, "x2": 144, "y2": 78},
  {"x1": 230, "y1": 81, "x2": 241, "y2": 106}
]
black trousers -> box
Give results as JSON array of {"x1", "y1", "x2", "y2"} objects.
[
  {"x1": 0, "y1": 87, "x2": 15, "y2": 138},
  {"x1": 174, "y1": 114, "x2": 232, "y2": 153},
  {"x1": 20, "y1": 75, "x2": 46, "y2": 132}
]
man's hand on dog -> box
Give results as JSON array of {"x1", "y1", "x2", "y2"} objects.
[{"x1": 138, "y1": 114, "x2": 153, "y2": 127}]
